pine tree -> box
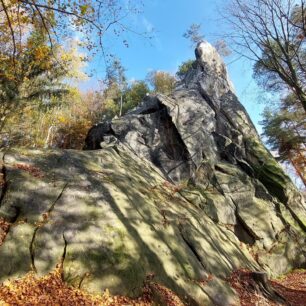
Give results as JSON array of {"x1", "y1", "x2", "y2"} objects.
[{"x1": 261, "y1": 95, "x2": 306, "y2": 186}]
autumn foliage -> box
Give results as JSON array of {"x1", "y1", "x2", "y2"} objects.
[
  {"x1": 0, "y1": 218, "x2": 10, "y2": 247},
  {"x1": 0, "y1": 267, "x2": 185, "y2": 306},
  {"x1": 229, "y1": 269, "x2": 306, "y2": 306}
]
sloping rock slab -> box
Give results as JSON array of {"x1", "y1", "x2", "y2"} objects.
[
  {"x1": 0, "y1": 146, "x2": 255, "y2": 305},
  {"x1": 84, "y1": 42, "x2": 306, "y2": 281}
]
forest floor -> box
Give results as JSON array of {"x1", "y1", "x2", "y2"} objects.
[
  {"x1": 229, "y1": 269, "x2": 306, "y2": 306},
  {"x1": 0, "y1": 219, "x2": 305, "y2": 306},
  {"x1": 0, "y1": 268, "x2": 305, "y2": 305},
  {"x1": 0, "y1": 267, "x2": 185, "y2": 306}
]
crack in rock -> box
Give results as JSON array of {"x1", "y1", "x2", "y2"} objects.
[
  {"x1": 60, "y1": 233, "x2": 68, "y2": 280},
  {"x1": 178, "y1": 224, "x2": 206, "y2": 270},
  {"x1": 230, "y1": 196, "x2": 261, "y2": 245},
  {"x1": 29, "y1": 183, "x2": 68, "y2": 274},
  {"x1": 47, "y1": 182, "x2": 69, "y2": 215},
  {"x1": 29, "y1": 227, "x2": 39, "y2": 273}
]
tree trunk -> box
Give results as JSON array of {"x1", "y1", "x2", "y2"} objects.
[
  {"x1": 289, "y1": 153, "x2": 306, "y2": 188},
  {"x1": 250, "y1": 272, "x2": 286, "y2": 304},
  {"x1": 294, "y1": 88, "x2": 306, "y2": 114},
  {"x1": 301, "y1": 97, "x2": 306, "y2": 113},
  {"x1": 44, "y1": 125, "x2": 55, "y2": 149},
  {"x1": 119, "y1": 95, "x2": 123, "y2": 117}
]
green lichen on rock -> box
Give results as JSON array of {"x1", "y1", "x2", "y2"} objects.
[
  {"x1": 245, "y1": 137, "x2": 306, "y2": 229},
  {"x1": 244, "y1": 137, "x2": 289, "y2": 202}
]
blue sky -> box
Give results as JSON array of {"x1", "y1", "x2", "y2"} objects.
[{"x1": 82, "y1": 0, "x2": 268, "y2": 134}]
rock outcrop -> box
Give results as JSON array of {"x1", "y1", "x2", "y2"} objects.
[{"x1": 0, "y1": 41, "x2": 306, "y2": 306}]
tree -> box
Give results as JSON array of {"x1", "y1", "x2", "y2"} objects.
[
  {"x1": 123, "y1": 81, "x2": 150, "y2": 114},
  {"x1": 0, "y1": 18, "x2": 89, "y2": 148},
  {"x1": 261, "y1": 97, "x2": 306, "y2": 186},
  {"x1": 1, "y1": 88, "x2": 102, "y2": 149},
  {"x1": 183, "y1": 23, "x2": 204, "y2": 47},
  {"x1": 147, "y1": 71, "x2": 176, "y2": 95},
  {"x1": 0, "y1": 25, "x2": 77, "y2": 132},
  {"x1": 225, "y1": 0, "x2": 306, "y2": 113},
  {"x1": 0, "y1": 0, "x2": 144, "y2": 60},
  {"x1": 214, "y1": 39, "x2": 232, "y2": 57},
  {"x1": 176, "y1": 59, "x2": 196, "y2": 80},
  {"x1": 183, "y1": 25, "x2": 231, "y2": 57},
  {"x1": 105, "y1": 58, "x2": 127, "y2": 116}
]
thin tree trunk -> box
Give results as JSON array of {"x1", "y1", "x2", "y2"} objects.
[
  {"x1": 289, "y1": 154, "x2": 306, "y2": 187},
  {"x1": 294, "y1": 87, "x2": 306, "y2": 114},
  {"x1": 300, "y1": 96, "x2": 306, "y2": 114},
  {"x1": 119, "y1": 95, "x2": 123, "y2": 117},
  {"x1": 44, "y1": 125, "x2": 55, "y2": 149}
]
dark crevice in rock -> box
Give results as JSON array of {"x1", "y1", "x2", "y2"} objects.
[
  {"x1": 254, "y1": 170, "x2": 288, "y2": 204},
  {"x1": 210, "y1": 175, "x2": 228, "y2": 197},
  {"x1": 253, "y1": 165, "x2": 306, "y2": 232},
  {"x1": 137, "y1": 107, "x2": 160, "y2": 115},
  {"x1": 234, "y1": 217, "x2": 256, "y2": 246},
  {"x1": 219, "y1": 109, "x2": 239, "y2": 133},
  {"x1": 146, "y1": 104, "x2": 194, "y2": 181},
  {"x1": 198, "y1": 86, "x2": 218, "y2": 117},
  {"x1": 60, "y1": 233, "x2": 68, "y2": 280},
  {"x1": 215, "y1": 114, "x2": 235, "y2": 141},
  {"x1": 155, "y1": 105, "x2": 191, "y2": 161},
  {"x1": 214, "y1": 164, "x2": 229, "y2": 175},
  {"x1": 136, "y1": 100, "x2": 164, "y2": 115},
  {"x1": 83, "y1": 122, "x2": 115, "y2": 150},
  {"x1": 178, "y1": 225, "x2": 206, "y2": 270},
  {"x1": 10, "y1": 206, "x2": 21, "y2": 223},
  {"x1": 231, "y1": 198, "x2": 259, "y2": 246},
  {"x1": 112, "y1": 145, "x2": 121, "y2": 156},
  {"x1": 0, "y1": 153, "x2": 8, "y2": 207},
  {"x1": 213, "y1": 134, "x2": 254, "y2": 177},
  {"x1": 128, "y1": 96, "x2": 163, "y2": 115},
  {"x1": 29, "y1": 227, "x2": 39, "y2": 273},
  {"x1": 166, "y1": 160, "x2": 189, "y2": 180},
  {"x1": 236, "y1": 160, "x2": 254, "y2": 177},
  {"x1": 220, "y1": 144, "x2": 238, "y2": 165},
  {"x1": 235, "y1": 212, "x2": 261, "y2": 243},
  {"x1": 254, "y1": 181, "x2": 274, "y2": 202},
  {"x1": 48, "y1": 183, "x2": 68, "y2": 215},
  {"x1": 273, "y1": 201, "x2": 289, "y2": 228},
  {"x1": 286, "y1": 205, "x2": 306, "y2": 233}
]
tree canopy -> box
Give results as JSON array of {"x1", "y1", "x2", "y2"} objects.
[
  {"x1": 0, "y1": 0, "x2": 144, "y2": 63},
  {"x1": 183, "y1": 23, "x2": 204, "y2": 47},
  {"x1": 226, "y1": 0, "x2": 306, "y2": 113},
  {"x1": 147, "y1": 71, "x2": 176, "y2": 95},
  {"x1": 261, "y1": 97, "x2": 306, "y2": 186}
]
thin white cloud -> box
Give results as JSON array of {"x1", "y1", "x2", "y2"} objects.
[{"x1": 142, "y1": 17, "x2": 154, "y2": 33}]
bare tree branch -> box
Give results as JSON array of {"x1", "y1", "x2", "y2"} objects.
[{"x1": 224, "y1": 0, "x2": 306, "y2": 113}]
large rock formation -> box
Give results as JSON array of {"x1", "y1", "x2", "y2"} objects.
[{"x1": 0, "y1": 41, "x2": 305, "y2": 305}]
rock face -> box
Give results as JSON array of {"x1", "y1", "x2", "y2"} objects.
[{"x1": 0, "y1": 41, "x2": 306, "y2": 306}]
